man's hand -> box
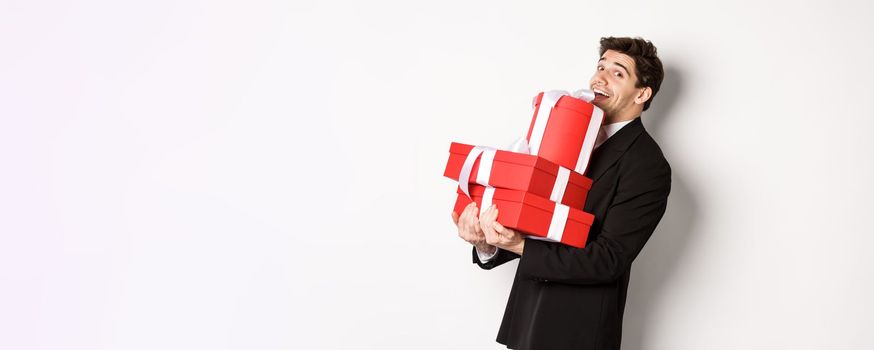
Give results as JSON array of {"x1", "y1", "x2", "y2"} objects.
[
  {"x1": 452, "y1": 202, "x2": 496, "y2": 254},
  {"x1": 479, "y1": 204, "x2": 525, "y2": 255}
]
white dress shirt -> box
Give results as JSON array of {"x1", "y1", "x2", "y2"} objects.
[{"x1": 475, "y1": 118, "x2": 638, "y2": 262}]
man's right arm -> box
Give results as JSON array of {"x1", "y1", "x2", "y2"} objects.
[
  {"x1": 475, "y1": 244, "x2": 498, "y2": 262},
  {"x1": 472, "y1": 245, "x2": 520, "y2": 270},
  {"x1": 456, "y1": 203, "x2": 519, "y2": 269}
]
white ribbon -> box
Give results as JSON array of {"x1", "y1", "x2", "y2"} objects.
[
  {"x1": 479, "y1": 187, "x2": 495, "y2": 216},
  {"x1": 549, "y1": 166, "x2": 571, "y2": 203},
  {"x1": 571, "y1": 88, "x2": 596, "y2": 102},
  {"x1": 546, "y1": 203, "x2": 570, "y2": 242},
  {"x1": 524, "y1": 202, "x2": 571, "y2": 244},
  {"x1": 456, "y1": 146, "x2": 496, "y2": 213},
  {"x1": 458, "y1": 146, "x2": 494, "y2": 199},
  {"x1": 574, "y1": 106, "x2": 603, "y2": 174},
  {"x1": 528, "y1": 90, "x2": 569, "y2": 155},
  {"x1": 477, "y1": 148, "x2": 496, "y2": 185},
  {"x1": 457, "y1": 137, "x2": 532, "y2": 199},
  {"x1": 507, "y1": 136, "x2": 530, "y2": 154}
]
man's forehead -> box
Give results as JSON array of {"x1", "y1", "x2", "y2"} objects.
[{"x1": 598, "y1": 50, "x2": 635, "y2": 74}]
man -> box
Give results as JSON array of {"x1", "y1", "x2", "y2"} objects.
[{"x1": 452, "y1": 37, "x2": 671, "y2": 349}]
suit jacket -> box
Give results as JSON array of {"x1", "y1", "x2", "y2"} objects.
[{"x1": 474, "y1": 117, "x2": 671, "y2": 350}]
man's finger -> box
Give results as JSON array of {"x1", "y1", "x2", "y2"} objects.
[
  {"x1": 478, "y1": 207, "x2": 490, "y2": 230},
  {"x1": 491, "y1": 208, "x2": 508, "y2": 237},
  {"x1": 465, "y1": 206, "x2": 478, "y2": 237},
  {"x1": 483, "y1": 205, "x2": 496, "y2": 224},
  {"x1": 480, "y1": 207, "x2": 497, "y2": 237},
  {"x1": 480, "y1": 208, "x2": 496, "y2": 236},
  {"x1": 480, "y1": 219, "x2": 494, "y2": 243},
  {"x1": 458, "y1": 207, "x2": 470, "y2": 237},
  {"x1": 472, "y1": 214, "x2": 482, "y2": 234},
  {"x1": 467, "y1": 203, "x2": 478, "y2": 220},
  {"x1": 493, "y1": 220, "x2": 505, "y2": 234},
  {"x1": 493, "y1": 221, "x2": 512, "y2": 240},
  {"x1": 468, "y1": 202, "x2": 478, "y2": 214},
  {"x1": 479, "y1": 205, "x2": 489, "y2": 219},
  {"x1": 491, "y1": 208, "x2": 502, "y2": 234},
  {"x1": 461, "y1": 204, "x2": 474, "y2": 224}
]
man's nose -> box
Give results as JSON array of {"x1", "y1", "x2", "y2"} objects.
[
  {"x1": 592, "y1": 76, "x2": 606, "y2": 87},
  {"x1": 592, "y1": 73, "x2": 607, "y2": 86}
]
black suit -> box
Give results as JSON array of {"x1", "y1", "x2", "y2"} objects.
[{"x1": 474, "y1": 117, "x2": 671, "y2": 350}]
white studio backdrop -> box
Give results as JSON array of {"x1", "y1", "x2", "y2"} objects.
[{"x1": 2, "y1": 0, "x2": 873, "y2": 349}]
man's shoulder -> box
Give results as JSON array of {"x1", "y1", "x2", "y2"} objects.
[{"x1": 623, "y1": 128, "x2": 671, "y2": 176}]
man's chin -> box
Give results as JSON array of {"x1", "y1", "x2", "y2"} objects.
[{"x1": 592, "y1": 102, "x2": 609, "y2": 113}]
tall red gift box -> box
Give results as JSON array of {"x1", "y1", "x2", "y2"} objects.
[{"x1": 527, "y1": 91, "x2": 604, "y2": 174}]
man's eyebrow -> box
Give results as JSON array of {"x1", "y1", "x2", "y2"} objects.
[
  {"x1": 614, "y1": 62, "x2": 630, "y2": 75},
  {"x1": 598, "y1": 57, "x2": 630, "y2": 75}
]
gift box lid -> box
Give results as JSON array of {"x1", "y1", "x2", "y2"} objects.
[
  {"x1": 534, "y1": 91, "x2": 598, "y2": 115},
  {"x1": 458, "y1": 186, "x2": 595, "y2": 225},
  {"x1": 450, "y1": 142, "x2": 541, "y2": 168},
  {"x1": 448, "y1": 142, "x2": 592, "y2": 189}
]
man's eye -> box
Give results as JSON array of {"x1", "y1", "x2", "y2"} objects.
[{"x1": 614, "y1": 72, "x2": 622, "y2": 77}]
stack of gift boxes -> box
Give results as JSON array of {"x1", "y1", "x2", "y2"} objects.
[{"x1": 443, "y1": 90, "x2": 604, "y2": 248}]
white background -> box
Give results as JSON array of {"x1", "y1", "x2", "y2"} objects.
[{"x1": 2, "y1": 0, "x2": 873, "y2": 349}]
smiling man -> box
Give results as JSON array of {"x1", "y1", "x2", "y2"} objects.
[{"x1": 453, "y1": 37, "x2": 671, "y2": 349}]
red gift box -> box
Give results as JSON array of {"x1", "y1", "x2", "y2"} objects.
[
  {"x1": 453, "y1": 185, "x2": 594, "y2": 249},
  {"x1": 444, "y1": 142, "x2": 593, "y2": 210},
  {"x1": 527, "y1": 91, "x2": 604, "y2": 174}
]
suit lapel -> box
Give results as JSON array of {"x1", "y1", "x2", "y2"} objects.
[{"x1": 584, "y1": 117, "x2": 645, "y2": 182}]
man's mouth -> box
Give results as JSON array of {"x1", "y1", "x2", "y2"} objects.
[{"x1": 592, "y1": 88, "x2": 610, "y2": 103}]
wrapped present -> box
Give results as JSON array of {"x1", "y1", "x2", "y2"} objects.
[
  {"x1": 453, "y1": 185, "x2": 594, "y2": 249},
  {"x1": 444, "y1": 142, "x2": 592, "y2": 210},
  {"x1": 526, "y1": 90, "x2": 604, "y2": 174}
]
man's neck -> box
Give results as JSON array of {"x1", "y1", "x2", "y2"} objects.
[{"x1": 603, "y1": 109, "x2": 642, "y2": 125}]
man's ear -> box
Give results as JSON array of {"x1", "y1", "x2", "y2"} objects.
[{"x1": 635, "y1": 86, "x2": 652, "y2": 106}]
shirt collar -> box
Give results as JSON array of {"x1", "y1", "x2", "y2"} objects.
[
  {"x1": 593, "y1": 117, "x2": 638, "y2": 150},
  {"x1": 603, "y1": 117, "x2": 637, "y2": 139}
]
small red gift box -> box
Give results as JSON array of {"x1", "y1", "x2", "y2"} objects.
[
  {"x1": 444, "y1": 142, "x2": 592, "y2": 210},
  {"x1": 453, "y1": 185, "x2": 594, "y2": 248},
  {"x1": 527, "y1": 91, "x2": 604, "y2": 174}
]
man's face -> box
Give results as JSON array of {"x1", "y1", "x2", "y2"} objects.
[{"x1": 589, "y1": 50, "x2": 648, "y2": 120}]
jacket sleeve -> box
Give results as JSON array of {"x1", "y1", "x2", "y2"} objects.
[
  {"x1": 516, "y1": 158, "x2": 671, "y2": 284},
  {"x1": 472, "y1": 246, "x2": 520, "y2": 270}
]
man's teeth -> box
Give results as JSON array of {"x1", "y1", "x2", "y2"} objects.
[{"x1": 593, "y1": 88, "x2": 609, "y2": 97}]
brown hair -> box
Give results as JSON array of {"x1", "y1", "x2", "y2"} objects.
[{"x1": 599, "y1": 37, "x2": 664, "y2": 111}]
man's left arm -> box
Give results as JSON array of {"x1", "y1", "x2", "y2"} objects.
[{"x1": 516, "y1": 159, "x2": 671, "y2": 285}]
